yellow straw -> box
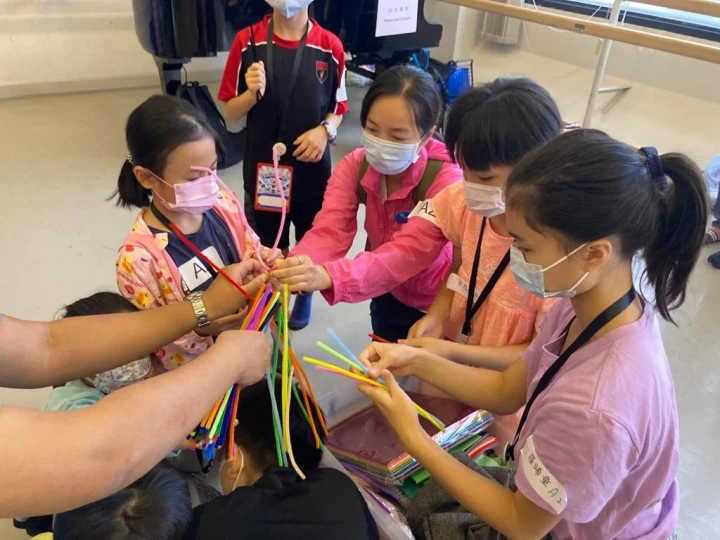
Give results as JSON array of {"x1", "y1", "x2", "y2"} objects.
[
  {"x1": 303, "y1": 357, "x2": 445, "y2": 432},
  {"x1": 284, "y1": 366, "x2": 306, "y2": 480}
]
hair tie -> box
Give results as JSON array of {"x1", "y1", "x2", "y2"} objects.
[{"x1": 639, "y1": 147, "x2": 667, "y2": 190}]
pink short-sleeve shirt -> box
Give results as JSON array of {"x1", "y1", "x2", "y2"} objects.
[{"x1": 515, "y1": 299, "x2": 679, "y2": 539}]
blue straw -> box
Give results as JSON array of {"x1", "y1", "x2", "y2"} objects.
[{"x1": 327, "y1": 328, "x2": 364, "y2": 371}]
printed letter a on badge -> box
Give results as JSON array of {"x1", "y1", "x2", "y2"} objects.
[
  {"x1": 520, "y1": 435, "x2": 568, "y2": 514},
  {"x1": 408, "y1": 199, "x2": 439, "y2": 226}
]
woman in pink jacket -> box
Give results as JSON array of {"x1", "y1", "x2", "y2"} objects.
[{"x1": 272, "y1": 65, "x2": 463, "y2": 341}]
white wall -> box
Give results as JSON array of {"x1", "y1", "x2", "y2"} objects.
[{"x1": 0, "y1": 0, "x2": 228, "y2": 98}]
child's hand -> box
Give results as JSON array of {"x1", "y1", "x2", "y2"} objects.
[
  {"x1": 293, "y1": 126, "x2": 328, "y2": 163},
  {"x1": 204, "y1": 259, "x2": 267, "y2": 319},
  {"x1": 399, "y1": 337, "x2": 454, "y2": 359},
  {"x1": 260, "y1": 247, "x2": 283, "y2": 267},
  {"x1": 245, "y1": 61, "x2": 266, "y2": 98},
  {"x1": 357, "y1": 369, "x2": 424, "y2": 452},
  {"x1": 357, "y1": 342, "x2": 422, "y2": 378},
  {"x1": 408, "y1": 313, "x2": 445, "y2": 339}
]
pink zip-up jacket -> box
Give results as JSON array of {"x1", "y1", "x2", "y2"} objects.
[
  {"x1": 291, "y1": 138, "x2": 462, "y2": 311},
  {"x1": 116, "y1": 187, "x2": 259, "y2": 372}
]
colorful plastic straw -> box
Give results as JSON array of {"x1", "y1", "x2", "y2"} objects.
[{"x1": 303, "y1": 356, "x2": 446, "y2": 432}]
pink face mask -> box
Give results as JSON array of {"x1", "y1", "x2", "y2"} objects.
[{"x1": 150, "y1": 168, "x2": 219, "y2": 214}]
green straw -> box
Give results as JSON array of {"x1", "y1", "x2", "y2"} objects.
[
  {"x1": 316, "y1": 341, "x2": 365, "y2": 373},
  {"x1": 266, "y1": 368, "x2": 285, "y2": 466},
  {"x1": 209, "y1": 387, "x2": 233, "y2": 440},
  {"x1": 271, "y1": 309, "x2": 281, "y2": 374},
  {"x1": 291, "y1": 382, "x2": 325, "y2": 451}
]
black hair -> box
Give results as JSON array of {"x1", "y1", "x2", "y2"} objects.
[
  {"x1": 234, "y1": 378, "x2": 325, "y2": 474},
  {"x1": 360, "y1": 65, "x2": 443, "y2": 137},
  {"x1": 113, "y1": 95, "x2": 222, "y2": 209},
  {"x1": 444, "y1": 77, "x2": 562, "y2": 171},
  {"x1": 62, "y1": 292, "x2": 138, "y2": 318},
  {"x1": 505, "y1": 129, "x2": 708, "y2": 323},
  {"x1": 54, "y1": 463, "x2": 192, "y2": 540}
]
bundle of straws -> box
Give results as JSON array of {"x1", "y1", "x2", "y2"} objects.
[
  {"x1": 303, "y1": 330, "x2": 447, "y2": 432},
  {"x1": 188, "y1": 284, "x2": 328, "y2": 478}
]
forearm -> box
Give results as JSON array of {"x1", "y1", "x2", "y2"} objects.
[
  {"x1": 444, "y1": 342, "x2": 529, "y2": 371},
  {"x1": 324, "y1": 112, "x2": 343, "y2": 129},
  {"x1": 409, "y1": 432, "x2": 556, "y2": 539},
  {"x1": 224, "y1": 90, "x2": 258, "y2": 122},
  {"x1": 0, "y1": 345, "x2": 245, "y2": 517},
  {"x1": 413, "y1": 352, "x2": 524, "y2": 414},
  {"x1": 0, "y1": 302, "x2": 198, "y2": 388}
]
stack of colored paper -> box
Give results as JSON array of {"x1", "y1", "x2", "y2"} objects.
[{"x1": 326, "y1": 393, "x2": 494, "y2": 485}]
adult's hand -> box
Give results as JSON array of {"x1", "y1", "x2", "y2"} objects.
[
  {"x1": 214, "y1": 330, "x2": 270, "y2": 386},
  {"x1": 0, "y1": 327, "x2": 271, "y2": 518},
  {"x1": 270, "y1": 254, "x2": 332, "y2": 293},
  {"x1": 203, "y1": 259, "x2": 268, "y2": 320}
]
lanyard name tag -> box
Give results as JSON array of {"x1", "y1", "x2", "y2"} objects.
[{"x1": 255, "y1": 162, "x2": 292, "y2": 213}]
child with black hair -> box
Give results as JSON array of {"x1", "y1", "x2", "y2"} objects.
[
  {"x1": 32, "y1": 463, "x2": 193, "y2": 540},
  {"x1": 45, "y1": 292, "x2": 152, "y2": 410},
  {"x1": 114, "y1": 95, "x2": 279, "y2": 372},
  {"x1": 358, "y1": 129, "x2": 706, "y2": 539},
  {"x1": 184, "y1": 378, "x2": 379, "y2": 540}
]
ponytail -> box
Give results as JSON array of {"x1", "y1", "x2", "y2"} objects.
[
  {"x1": 505, "y1": 129, "x2": 708, "y2": 323},
  {"x1": 644, "y1": 153, "x2": 708, "y2": 321},
  {"x1": 111, "y1": 95, "x2": 222, "y2": 209},
  {"x1": 112, "y1": 159, "x2": 151, "y2": 208}
]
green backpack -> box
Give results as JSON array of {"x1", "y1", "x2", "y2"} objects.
[
  {"x1": 356, "y1": 157, "x2": 443, "y2": 251},
  {"x1": 356, "y1": 157, "x2": 443, "y2": 205}
]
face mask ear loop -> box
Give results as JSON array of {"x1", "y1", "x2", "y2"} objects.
[
  {"x1": 232, "y1": 449, "x2": 245, "y2": 491},
  {"x1": 541, "y1": 242, "x2": 588, "y2": 274}
]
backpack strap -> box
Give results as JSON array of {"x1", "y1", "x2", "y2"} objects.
[
  {"x1": 412, "y1": 159, "x2": 443, "y2": 204},
  {"x1": 356, "y1": 157, "x2": 370, "y2": 205}
]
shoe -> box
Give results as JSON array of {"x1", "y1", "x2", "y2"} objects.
[
  {"x1": 288, "y1": 292, "x2": 313, "y2": 330},
  {"x1": 709, "y1": 250, "x2": 720, "y2": 269}
]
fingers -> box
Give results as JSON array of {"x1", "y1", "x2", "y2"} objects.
[
  {"x1": 293, "y1": 138, "x2": 311, "y2": 158},
  {"x1": 242, "y1": 272, "x2": 269, "y2": 298},
  {"x1": 378, "y1": 369, "x2": 401, "y2": 391},
  {"x1": 293, "y1": 133, "x2": 306, "y2": 146},
  {"x1": 357, "y1": 342, "x2": 387, "y2": 370},
  {"x1": 357, "y1": 379, "x2": 392, "y2": 406}
]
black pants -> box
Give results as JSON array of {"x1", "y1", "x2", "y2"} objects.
[
  {"x1": 369, "y1": 292, "x2": 425, "y2": 343},
  {"x1": 244, "y1": 193, "x2": 323, "y2": 249}
]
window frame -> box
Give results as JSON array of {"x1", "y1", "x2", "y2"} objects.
[{"x1": 524, "y1": 0, "x2": 720, "y2": 43}]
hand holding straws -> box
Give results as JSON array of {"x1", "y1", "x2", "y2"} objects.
[
  {"x1": 303, "y1": 329, "x2": 446, "y2": 432},
  {"x1": 188, "y1": 284, "x2": 326, "y2": 478}
]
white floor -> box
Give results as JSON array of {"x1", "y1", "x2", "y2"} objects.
[{"x1": 1, "y1": 47, "x2": 719, "y2": 538}]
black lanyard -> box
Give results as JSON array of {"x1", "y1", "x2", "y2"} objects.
[
  {"x1": 505, "y1": 288, "x2": 637, "y2": 462},
  {"x1": 266, "y1": 18, "x2": 309, "y2": 143},
  {"x1": 462, "y1": 218, "x2": 511, "y2": 340}
]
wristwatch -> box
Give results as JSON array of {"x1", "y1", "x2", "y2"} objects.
[
  {"x1": 321, "y1": 120, "x2": 337, "y2": 144},
  {"x1": 186, "y1": 292, "x2": 211, "y2": 328}
]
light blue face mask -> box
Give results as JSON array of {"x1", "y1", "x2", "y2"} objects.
[
  {"x1": 266, "y1": 0, "x2": 313, "y2": 18},
  {"x1": 510, "y1": 244, "x2": 589, "y2": 298}
]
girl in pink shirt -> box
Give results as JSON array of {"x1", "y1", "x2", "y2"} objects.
[
  {"x1": 357, "y1": 129, "x2": 706, "y2": 539},
  {"x1": 271, "y1": 65, "x2": 463, "y2": 341}
]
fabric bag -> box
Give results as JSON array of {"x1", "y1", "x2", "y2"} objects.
[{"x1": 174, "y1": 81, "x2": 246, "y2": 170}]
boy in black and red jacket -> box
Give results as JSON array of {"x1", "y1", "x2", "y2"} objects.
[{"x1": 219, "y1": 0, "x2": 347, "y2": 329}]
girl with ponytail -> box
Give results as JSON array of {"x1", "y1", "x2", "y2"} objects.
[{"x1": 355, "y1": 129, "x2": 705, "y2": 539}]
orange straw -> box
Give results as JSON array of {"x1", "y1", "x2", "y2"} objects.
[
  {"x1": 227, "y1": 385, "x2": 241, "y2": 461},
  {"x1": 290, "y1": 347, "x2": 328, "y2": 436},
  {"x1": 288, "y1": 349, "x2": 321, "y2": 447},
  {"x1": 241, "y1": 283, "x2": 268, "y2": 330}
]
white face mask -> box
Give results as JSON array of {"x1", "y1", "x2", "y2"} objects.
[
  {"x1": 266, "y1": 0, "x2": 313, "y2": 18},
  {"x1": 510, "y1": 244, "x2": 589, "y2": 298},
  {"x1": 463, "y1": 182, "x2": 505, "y2": 217},
  {"x1": 362, "y1": 130, "x2": 421, "y2": 176}
]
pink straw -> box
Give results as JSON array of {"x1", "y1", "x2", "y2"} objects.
[{"x1": 270, "y1": 146, "x2": 287, "y2": 252}]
